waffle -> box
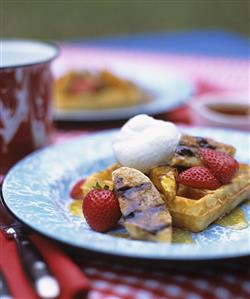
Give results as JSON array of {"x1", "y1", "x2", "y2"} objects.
[
  {"x1": 82, "y1": 163, "x2": 119, "y2": 196},
  {"x1": 171, "y1": 135, "x2": 236, "y2": 168},
  {"x1": 54, "y1": 71, "x2": 149, "y2": 110},
  {"x1": 150, "y1": 164, "x2": 250, "y2": 232}
]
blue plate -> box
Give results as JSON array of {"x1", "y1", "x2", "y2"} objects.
[{"x1": 2, "y1": 127, "x2": 250, "y2": 260}]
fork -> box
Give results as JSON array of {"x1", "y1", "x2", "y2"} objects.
[{"x1": 0, "y1": 194, "x2": 60, "y2": 299}]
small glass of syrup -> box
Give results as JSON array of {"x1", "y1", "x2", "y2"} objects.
[
  {"x1": 207, "y1": 103, "x2": 250, "y2": 117},
  {"x1": 189, "y1": 92, "x2": 250, "y2": 131}
]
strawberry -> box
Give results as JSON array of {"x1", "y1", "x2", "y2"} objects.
[
  {"x1": 68, "y1": 76, "x2": 95, "y2": 94},
  {"x1": 70, "y1": 179, "x2": 85, "y2": 200},
  {"x1": 177, "y1": 166, "x2": 221, "y2": 190},
  {"x1": 198, "y1": 148, "x2": 239, "y2": 184},
  {"x1": 83, "y1": 189, "x2": 121, "y2": 232}
]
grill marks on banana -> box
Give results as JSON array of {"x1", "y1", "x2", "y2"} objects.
[
  {"x1": 125, "y1": 206, "x2": 170, "y2": 234},
  {"x1": 117, "y1": 183, "x2": 169, "y2": 233},
  {"x1": 112, "y1": 167, "x2": 172, "y2": 242}
]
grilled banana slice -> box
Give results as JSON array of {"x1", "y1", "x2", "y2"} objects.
[{"x1": 112, "y1": 167, "x2": 172, "y2": 242}]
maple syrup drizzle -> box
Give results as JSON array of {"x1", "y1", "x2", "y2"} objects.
[
  {"x1": 216, "y1": 206, "x2": 248, "y2": 230},
  {"x1": 68, "y1": 200, "x2": 249, "y2": 241},
  {"x1": 68, "y1": 200, "x2": 83, "y2": 218},
  {"x1": 108, "y1": 232, "x2": 130, "y2": 239},
  {"x1": 208, "y1": 104, "x2": 250, "y2": 116},
  {"x1": 172, "y1": 228, "x2": 194, "y2": 244}
]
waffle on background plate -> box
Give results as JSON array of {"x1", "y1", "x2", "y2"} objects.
[
  {"x1": 80, "y1": 135, "x2": 250, "y2": 240},
  {"x1": 54, "y1": 70, "x2": 151, "y2": 110}
]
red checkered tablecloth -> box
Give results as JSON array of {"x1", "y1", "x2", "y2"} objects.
[{"x1": 82, "y1": 261, "x2": 250, "y2": 299}]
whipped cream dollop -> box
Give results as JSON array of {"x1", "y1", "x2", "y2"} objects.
[{"x1": 112, "y1": 114, "x2": 181, "y2": 173}]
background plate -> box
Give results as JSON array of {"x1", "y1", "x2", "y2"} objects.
[
  {"x1": 2, "y1": 127, "x2": 250, "y2": 260},
  {"x1": 52, "y1": 51, "x2": 193, "y2": 121}
]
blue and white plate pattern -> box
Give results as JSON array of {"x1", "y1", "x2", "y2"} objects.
[{"x1": 2, "y1": 127, "x2": 250, "y2": 260}]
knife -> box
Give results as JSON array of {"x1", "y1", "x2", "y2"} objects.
[
  {"x1": 0, "y1": 195, "x2": 60, "y2": 299},
  {"x1": 0, "y1": 270, "x2": 13, "y2": 299}
]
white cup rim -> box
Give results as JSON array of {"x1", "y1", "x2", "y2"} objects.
[{"x1": 0, "y1": 39, "x2": 59, "y2": 69}]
